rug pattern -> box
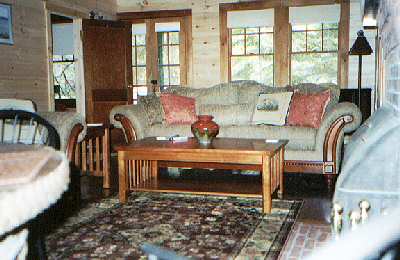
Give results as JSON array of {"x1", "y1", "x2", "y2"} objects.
[{"x1": 46, "y1": 192, "x2": 301, "y2": 259}]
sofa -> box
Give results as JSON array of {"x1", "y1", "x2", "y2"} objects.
[{"x1": 110, "y1": 81, "x2": 361, "y2": 186}]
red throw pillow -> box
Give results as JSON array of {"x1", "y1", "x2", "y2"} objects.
[
  {"x1": 287, "y1": 90, "x2": 331, "y2": 128},
  {"x1": 160, "y1": 93, "x2": 197, "y2": 125}
]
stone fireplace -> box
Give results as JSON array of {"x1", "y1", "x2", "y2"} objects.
[{"x1": 333, "y1": 0, "x2": 400, "y2": 227}]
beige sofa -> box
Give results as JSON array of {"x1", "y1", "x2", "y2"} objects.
[{"x1": 110, "y1": 81, "x2": 361, "y2": 185}]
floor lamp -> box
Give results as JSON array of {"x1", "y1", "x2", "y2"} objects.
[{"x1": 349, "y1": 30, "x2": 373, "y2": 108}]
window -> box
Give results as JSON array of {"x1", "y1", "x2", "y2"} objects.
[
  {"x1": 158, "y1": 31, "x2": 180, "y2": 89},
  {"x1": 132, "y1": 33, "x2": 146, "y2": 86},
  {"x1": 53, "y1": 54, "x2": 75, "y2": 99},
  {"x1": 291, "y1": 23, "x2": 339, "y2": 84},
  {"x1": 229, "y1": 27, "x2": 274, "y2": 86}
]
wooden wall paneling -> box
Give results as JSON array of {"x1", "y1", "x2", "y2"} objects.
[
  {"x1": 179, "y1": 17, "x2": 188, "y2": 85},
  {"x1": 274, "y1": 7, "x2": 290, "y2": 87},
  {"x1": 219, "y1": 8, "x2": 229, "y2": 83},
  {"x1": 146, "y1": 20, "x2": 158, "y2": 88},
  {"x1": 45, "y1": 8, "x2": 55, "y2": 111},
  {"x1": 118, "y1": 9, "x2": 191, "y2": 21},
  {"x1": 338, "y1": 1, "x2": 350, "y2": 88}
]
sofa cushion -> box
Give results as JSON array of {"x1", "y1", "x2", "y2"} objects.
[
  {"x1": 218, "y1": 125, "x2": 316, "y2": 150},
  {"x1": 252, "y1": 92, "x2": 293, "y2": 126},
  {"x1": 287, "y1": 90, "x2": 330, "y2": 128},
  {"x1": 165, "y1": 84, "x2": 238, "y2": 106},
  {"x1": 289, "y1": 83, "x2": 339, "y2": 113},
  {"x1": 160, "y1": 94, "x2": 197, "y2": 125},
  {"x1": 197, "y1": 103, "x2": 254, "y2": 125},
  {"x1": 138, "y1": 94, "x2": 164, "y2": 125}
]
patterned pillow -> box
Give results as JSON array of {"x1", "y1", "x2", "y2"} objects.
[
  {"x1": 287, "y1": 90, "x2": 331, "y2": 128},
  {"x1": 252, "y1": 92, "x2": 293, "y2": 126},
  {"x1": 160, "y1": 93, "x2": 197, "y2": 125}
]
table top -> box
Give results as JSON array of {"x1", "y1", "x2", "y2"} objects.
[
  {"x1": 115, "y1": 137, "x2": 288, "y2": 154},
  {"x1": 0, "y1": 144, "x2": 70, "y2": 235}
]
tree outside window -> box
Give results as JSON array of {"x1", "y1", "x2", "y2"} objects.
[
  {"x1": 291, "y1": 23, "x2": 339, "y2": 85},
  {"x1": 53, "y1": 54, "x2": 76, "y2": 99},
  {"x1": 229, "y1": 27, "x2": 274, "y2": 86}
]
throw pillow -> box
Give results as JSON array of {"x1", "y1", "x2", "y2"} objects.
[
  {"x1": 287, "y1": 90, "x2": 331, "y2": 128},
  {"x1": 160, "y1": 93, "x2": 197, "y2": 125},
  {"x1": 252, "y1": 92, "x2": 293, "y2": 126}
]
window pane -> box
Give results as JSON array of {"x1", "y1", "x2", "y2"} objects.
[
  {"x1": 169, "y1": 66, "x2": 180, "y2": 85},
  {"x1": 307, "y1": 30, "x2": 322, "y2": 52},
  {"x1": 260, "y1": 27, "x2": 273, "y2": 33},
  {"x1": 169, "y1": 45, "x2": 180, "y2": 64},
  {"x1": 132, "y1": 67, "x2": 137, "y2": 85},
  {"x1": 158, "y1": 32, "x2": 168, "y2": 45},
  {"x1": 136, "y1": 46, "x2": 146, "y2": 65},
  {"x1": 246, "y1": 34, "x2": 259, "y2": 55},
  {"x1": 160, "y1": 66, "x2": 169, "y2": 86},
  {"x1": 260, "y1": 55, "x2": 274, "y2": 86},
  {"x1": 137, "y1": 67, "x2": 146, "y2": 85},
  {"x1": 246, "y1": 27, "x2": 259, "y2": 34},
  {"x1": 324, "y1": 23, "x2": 338, "y2": 29},
  {"x1": 159, "y1": 46, "x2": 169, "y2": 64},
  {"x1": 132, "y1": 47, "x2": 136, "y2": 66},
  {"x1": 232, "y1": 28, "x2": 245, "y2": 35},
  {"x1": 169, "y1": 32, "x2": 179, "y2": 44},
  {"x1": 260, "y1": 33, "x2": 273, "y2": 54},
  {"x1": 135, "y1": 34, "x2": 146, "y2": 45},
  {"x1": 291, "y1": 53, "x2": 338, "y2": 84},
  {"x1": 53, "y1": 62, "x2": 76, "y2": 99},
  {"x1": 307, "y1": 24, "x2": 322, "y2": 30},
  {"x1": 323, "y1": 29, "x2": 338, "y2": 51},
  {"x1": 292, "y1": 25, "x2": 306, "y2": 31},
  {"x1": 231, "y1": 56, "x2": 257, "y2": 81},
  {"x1": 292, "y1": 31, "x2": 306, "y2": 52},
  {"x1": 232, "y1": 34, "x2": 245, "y2": 55}
]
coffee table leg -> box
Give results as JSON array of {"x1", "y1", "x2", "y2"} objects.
[
  {"x1": 278, "y1": 147, "x2": 284, "y2": 199},
  {"x1": 118, "y1": 152, "x2": 127, "y2": 203},
  {"x1": 262, "y1": 154, "x2": 272, "y2": 214}
]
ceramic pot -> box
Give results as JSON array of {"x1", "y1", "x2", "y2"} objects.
[{"x1": 191, "y1": 115, "x2": 219, "y2": 145}]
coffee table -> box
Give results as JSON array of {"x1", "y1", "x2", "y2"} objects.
[{"x1": 115, "y1": 137, "x2": 288, "y2": 214}]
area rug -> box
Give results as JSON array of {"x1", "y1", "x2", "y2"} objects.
[{"x1": 46, "y1": 192, "x2": 302, "y2": 259}]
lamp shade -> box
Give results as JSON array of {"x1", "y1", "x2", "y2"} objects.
[{"x1": 349, "y1": 30, "x2": 373, "y2": 55}]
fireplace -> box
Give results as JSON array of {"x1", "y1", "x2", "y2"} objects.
[{"x1": 333, "y1": 0, "x2": 400, "y2": 228}]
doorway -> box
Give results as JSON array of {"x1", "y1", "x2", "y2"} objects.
[{"x1": 50, "y1": 14, "x2": 76, "y2": 112}]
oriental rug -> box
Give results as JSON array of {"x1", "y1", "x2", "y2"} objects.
[{"x1": 46, "y1": 192, "x2": 302, "y2": 259}]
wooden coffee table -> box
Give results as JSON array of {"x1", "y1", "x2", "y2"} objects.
[{"x1": 115, "y1": 137, "x2": 288, "y2": 214}]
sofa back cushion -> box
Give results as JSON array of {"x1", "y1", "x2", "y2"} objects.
[
  {"x1": 160, "y1": 93, "x2": 197, "y2": 125},
  {"x1": 197, "y1": 103, "x2": 254, "y2": 125},
  {"x1": 287, "y1": 90, "x2": 331, "y2": 128},
  {"x1": 165, "y1": 84, "x2": 238, "y2": 106},
  {"x1": 138, "y1": 94, "x2": 164, "y2": 125},
  {"x1": 252, "y1": 92, "x2": 293, "y2": 126}
]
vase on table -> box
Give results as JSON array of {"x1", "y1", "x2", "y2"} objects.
[{"x1": 191, "y1": 115, "x2": 219, "y2": 145}]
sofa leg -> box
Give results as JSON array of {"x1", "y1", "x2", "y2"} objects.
[{"x1": 324, "y1": 174, "x2": 337, "y2": 191}]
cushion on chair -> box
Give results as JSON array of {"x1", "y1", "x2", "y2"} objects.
[
  {"x1": 197, "y1": 103, "x2": 254, "y2": 125},
  {"x1": 160, "y1": 93, "x2": 197, "y2": 125}
]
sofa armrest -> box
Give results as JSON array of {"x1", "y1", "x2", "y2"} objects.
[
  {"x1": 38, "y1": 112, "x2": 85, "y2": 161},
  {"x1": 110, "y1": 104, "x2": 149, "y2": 143},
  {"x1": 315, "y1": 102, "x2": 362, "y2": 174}
]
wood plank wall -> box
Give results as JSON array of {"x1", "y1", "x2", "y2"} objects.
[
  {"x1": 0, "y1": 0, "x2": 116, "y2": 111},
  {"x1": 118, "y1": 0, "x2": 375, "y2": 89}
]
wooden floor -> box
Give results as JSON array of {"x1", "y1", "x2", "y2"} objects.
[{"x1": 78, "y1": 156, "x2": 333, "y2": 225}]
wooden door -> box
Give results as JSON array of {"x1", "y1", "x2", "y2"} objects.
[{"x1": 82, "y1": 19, "x2": 132, "y2": 124}]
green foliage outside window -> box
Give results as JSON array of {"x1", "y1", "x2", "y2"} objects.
[
  {"x1": 230, "y1": 27, "x2": 274, "y2": 86},
  {"x1": 291, "y1": 23, "x2": 339, "y2": 85}
]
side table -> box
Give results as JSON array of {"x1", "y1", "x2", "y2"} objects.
[{"x1": 74, "y1": 124, "x2": 111, "y2": 188}]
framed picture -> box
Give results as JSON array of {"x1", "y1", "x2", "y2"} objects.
[{"x1": 0, "y1": 3, "x2": 13, "y2": 45}]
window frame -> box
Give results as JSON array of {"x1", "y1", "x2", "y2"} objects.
[
  {"x1": 290, "y1": 22, "x2": 339, "y2": 85},
  {"x1": 228, "y1": 26, "x2": 275, "y2": 85}
]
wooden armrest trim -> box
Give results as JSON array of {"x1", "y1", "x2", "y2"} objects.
[
  {"x1": 114, "y1": 113, "x2": 137, "y2": 143},
  {"x1": 323, "y1": 115, "x2": 354, "y2": 174},
  {"x1": 66, "y1": 123, "x2": 84, "y2": 162}
]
